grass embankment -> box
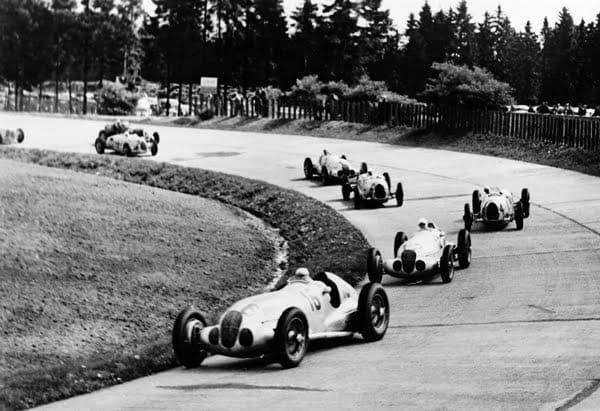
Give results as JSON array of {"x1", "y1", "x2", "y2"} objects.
[
  {"x1": 0, "y1": 149, "x2": 368, "y2": 410},
  {"x1": 150, "y1": 116, "x2": 600, "y2": 178}
]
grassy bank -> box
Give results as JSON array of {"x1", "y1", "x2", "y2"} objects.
[{"x1": 0, "y1": 148, "x2": 369, "y2": 410}]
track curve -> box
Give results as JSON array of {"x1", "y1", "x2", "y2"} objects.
[{"x1": 2, "y1": 113, "x2": 600, "y2": 410}]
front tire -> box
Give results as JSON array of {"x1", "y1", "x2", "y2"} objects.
[
  {"x1": 395, "y1": 182, "x2": 404, "y2": 207},
  {"x1": 440, "y1": 244, "x2": 455, "y2": 283},
  {"x1": 463, "y1": 203, "x2": 473, "y2": 231},
  {"x1": 94, "y1": 138, "x2": 105, "y2": 154},
  {"x1": 457, "y1": 229, "x2": 472, "y2": 269},
  {"x1": 521, "y1": 188, "x2": 530, "y2": 218},
  {"x1": 357, "y1": 283, "x2": 389, "y2": 342},
  {"x1": 304, "y1": 158, "x2": 314, "y2": 180},
  {"x1": 172, "y1": 306, "x2": 209, "y2": 368},
  {"x1": 353, "y1": 187, "x2": 361, "y2": 209},
  {"x1": 515, "y1": 201, "x2": 524, "y2": 230},
  {"x1": 153, "y1": 131, "x2": 160, "y2": 144},
  {"x1": 274, "y1": 308, "x2": 308, "y2": 368},
  {"x1": 342, "y1": 183, "x2": 352, "y2": 201},
  {"x1": 472, "y1": 190, "x2": 481, "y2": 214},
  {"x1": 367, "y1": 247, "x2": 383, "y2": 283},
  {"x1": 151, "y1": 143, "x2": 158, "y2": 156},
  {"x1": 321, "y1": 166, "x2": 330, "y2": 185}
]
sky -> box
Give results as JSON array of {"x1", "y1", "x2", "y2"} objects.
[{"x1": 282, "y1": 0, "x2": 600, "y2": 33}]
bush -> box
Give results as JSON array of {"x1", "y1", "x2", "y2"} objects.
[
  {"x1": 287, "y1": 75, "x2": 322, "y2": 103},
  {"x1": 95, "y1": 82, "x2": 139, "y2": 115},
  {"x1": 419, "y1": 62, "x2": 514, "y2": 109},
  {"x1": 196, "y1": 108, "x2": 214, "y2": 121}
]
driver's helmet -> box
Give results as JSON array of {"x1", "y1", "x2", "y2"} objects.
[
  {"x1": 418, "y1": 218, "x2": 428, "y2": 229},
  {"x1": 483, "y1": 186, "x2": 491, "y2": 194},
  {"x1": 427, "y1": 222, "x2": 437, "y2": 230},
  {"x1": 292, "y1": 267, "x2": 311, "y2": 282},
  {"x1": 323, "y1": 149, "x2": 329, "y2": 156},
  {"x1": 121, "y1": 120, "x2": 130, "y2": 130}
]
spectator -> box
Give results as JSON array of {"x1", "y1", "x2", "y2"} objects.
[
  {"x1": 577, "y1": 104, "x2": 587, "y2": 116},
  {"x1": 593, "y1": 106, "x2": 600, "y2": 117},
  {"x1": 564, "y1": 103, "x2": 574, "y2": 116},
  {"x1": 536, "y1": 101, "x2": 550, "y2": 114}
]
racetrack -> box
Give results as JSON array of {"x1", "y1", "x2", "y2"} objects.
[{"x1": 2, "y1": 112, "x2": 600, "y2": 410}]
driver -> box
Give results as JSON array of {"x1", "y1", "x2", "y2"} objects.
[{"x1": 289, "y1": 267, "x2": 313, "y2": 284}]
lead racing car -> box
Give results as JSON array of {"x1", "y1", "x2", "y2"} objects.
[
  {"x1": 0, "y1": 128, "x2": 24, "y2": 145},
  {"x1": 342, "y1": 170, "x2": 404, "y2": 209},
  {"x1": 367, "y1": 219, "x2": 472, "y2": 284},
  {"x1": 94, "y1": 120, "x2": 159, "y2": 157},
  {"x1": 304, "y1": 150, "x2": 367, "y2": 185},
  {"x1": 173, "y1": 268, "x2": 389, "y2": 369},
  {"x1": 463, "y1": 186, "x2": 530, "y2": 231}
]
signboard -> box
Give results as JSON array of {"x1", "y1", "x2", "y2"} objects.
[{"x1": 200, "y1": 77, "x2": 218, "y2": 94}]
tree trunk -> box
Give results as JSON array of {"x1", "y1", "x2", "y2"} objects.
[
  {"x1": 68, "y1": 68, "x2": 73, "y2": 114},
  {"x1": 177, "y1": 79, "x2": 182, "y2": 116},
  {"x1": 166, "y1": 62, "x2": 171, "y2": 117},
  {"x1": 188, "y1": 83, "x2": 193, "y2": 116},
  {"x1": 38, "y1": 81, "x2": 43, "y2": 112}
]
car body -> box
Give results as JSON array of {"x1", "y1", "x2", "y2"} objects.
[
  {"x1": 94, "y1": 122, "x2": 159, "y2": 157},
  {"x1": 367, "y1": 227, "x2": 472, "y2": 284},
  {"x1": 0, "y1": 128, "x2": 24, "y2": 145},
  {"x1": 303, "y1": 150, "x2": 367, "y2": 185},
  {"x1": 173, "y1": 271, "x2": 389, "y2": 369},
  {"x1": 342, "y1": 170, "x2": 404, "y2": 209},
  {"x1": 463, "y1": 186, "x2": 530, "y2": 231}
]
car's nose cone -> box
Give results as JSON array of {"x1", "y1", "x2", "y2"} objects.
[
  {"x1": 485, "y1": 202, "x2": 500, "y2": 220},
  {"x1": 221, "y1": 311, "x2": 242, "y2": 348},
  {"x1": 374, "y1": 183, "x2": 387, "y2": 200},
  {"x1": 401, "y1": 249, "x2": 416, "y2": 273}
]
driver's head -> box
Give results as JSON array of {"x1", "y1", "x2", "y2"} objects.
[
  {"x1": 418, "y1": 218, "x2": 428, "y2": 229},
  {"x1": 323, "y1": 149, "x2": 329, "y2": 155},
  {"x1": 294, "y1": 267, "x2": 311, "y2": 281},
  {"x1": 483, "y1": 186, "x2": 491, "y2": 194}
]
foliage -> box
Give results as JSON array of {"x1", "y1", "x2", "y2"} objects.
[
  {"x1": 419, "y1": 62, "x2": 514, "y2": 109},
  {"x1": 94, "y1": 81, "x2": 139, "y2": 115}
]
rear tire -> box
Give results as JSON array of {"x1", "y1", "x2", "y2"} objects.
[
  {"x1": 303, "y1": 158, "x2": 313, "y2": 180},
  {"x1": 463, "y1": 203, "x2": 473, "y2": 231},
  {"x1": 275, "y1": 308, "x2": 308, "y2": 368},
  {"x1": 16, "y1": 128, "x2": 24, "y2": 143},
  {"x1": 393, "y1": 232, "x2": 407, "y2": 257},
  {"x1": 367, "y1": 247, "x2": 383, "y2": 283},
  {"x1": 521, "y1": 188, "x2": 530, "y2": 218},
  {"x1": 153, "y1": 131, "x2": 160, "y2": 144},
  {"x1": 151, "y1": 143, "x2": 158, "y2": 156},
  {"x1": 395, "y1": 182, "x2": 404, "y2": 207},
  {"x1": 172, "y1": 306, "x2": 209, "y2": 368},
  {"x1": 383, "y1": 172, "x2": 391, "y2": 192},
  {"x1": 515, "y1": 202, "x2": 524, "y2": 230},
  {"x1": 357, "y1": 283, "x2": 389, "y2": 342},
  {"x1": 457, "y1": 229, "x2": 472, "y2": 269},
  {"x1": 440, "y1": 245, "x2": 455, "y2": 283},
  {"x1": 360, "y1": 162, "x2": 368, "y2": 174},
  {"x1": 472, "y1": 190, "x2": 481, "y2": 214}
]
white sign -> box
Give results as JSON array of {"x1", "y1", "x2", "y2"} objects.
[{"x1": 200, "y1": 77, "x2": 218, "y2": 89}]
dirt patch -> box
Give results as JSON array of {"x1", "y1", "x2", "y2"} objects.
[
  {"x1": 0, "y1": 149, "x2": 369, "y2": 410},
  {"x1": 0, "y1": 159, "x2": 285, "y2": 409},
  {"x1": 139, "y1": 116, "x2": 600, "y2": 178}
]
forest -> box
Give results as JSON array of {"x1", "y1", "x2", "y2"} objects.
[{"x1": 1, "y1": 0, "x2": 600, "y2": 112}]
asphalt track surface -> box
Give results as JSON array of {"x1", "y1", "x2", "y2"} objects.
[{"x1": 2, "y1": 113, "x2": 600, "y2": 410}]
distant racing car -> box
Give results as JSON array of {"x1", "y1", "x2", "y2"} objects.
[
  {"x1": 94, "y1": 121, "x2": 159, "y2": 157},
  {"x1": 173, "y1": 268, "x2": 389, "y2": 369},
  {"x1": 463, "y1": 186, "x2": 530, "y2": 231},
  {"x1": 0, "y1": 128, "x2": 24, "y2": 145},
  {"x1": 342, "y1": 170, "x2": 404, "y2": 209},
  {"x1": 304, "y1": 150, "x2": 367, "y2": 185},
  {"x1": 367, "y1": 219, "x2": 472, "y2": 284}
]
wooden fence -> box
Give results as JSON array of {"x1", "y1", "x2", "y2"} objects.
[
  {"x1": 1, "y1": 93, "x2": 96, "y2": 115},
  {"x1": 203, "y1": 97, "x2": 600, "y2": 151}
]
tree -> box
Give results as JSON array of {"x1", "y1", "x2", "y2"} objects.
[
  {"x1": 504, "y1": 21, "x2": 541, "y2": 104},
  {"x1": 475, "y1": 12, "x2": 494, "y2": 70},
  {"x1": 290, "y1": 0, "x2": 322, "y2": 78},
  {"x1": 452, "y1": 0, "x2": 475, "y2": 66},
  {"x1": 419, "y1": 62, "x2": 514, "y2": 109}
]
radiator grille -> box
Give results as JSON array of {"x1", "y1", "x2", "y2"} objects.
[
  {"x1": 221, "y1": 311, "x2": 242, "y2": 348},
  {"x1": 401, "y1": 249, "x2": 416, "y2": 273}
]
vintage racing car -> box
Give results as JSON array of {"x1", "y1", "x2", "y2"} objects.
[
  {"x1": 367, "y1": 219, "x2": 472, "y2": 284},
  {"x1": 173, "y1": 268, "x2": 389, "y2": 369},
  {"x1": 94, "y1": 121, "x2": 159, "y2": 157},
  {"x1": 303, "y1": 150, "x2": 367, "y2": 185},
  {"x1": 0, "y1": 128, "x2": 24, "y2": 145},
  {"x1": 463, "y1": 186, "x2": 530, "y2": 231},
  {"x1": 342, "y1": 170, "x2": 404, "y2": 209}
]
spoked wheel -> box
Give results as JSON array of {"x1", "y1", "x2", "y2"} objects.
[
  {"x1": 94, "y1": 138, "x2": 105, "y2": 154},
  {"x1": 457, "y1": 229, "x2": 472, "y2": 269},
  {"x1": 151, "y1": 143, "x2": 158, "y2": 156},
  {"x1": 153, "y1": 131, "x2": 160, "y2": 144},
  {"x1": 353, "y1": 187, "x2": 362, "y2": 209},
  {"x1": 472, "y1": 190, "x2": 481, "y2": 214},
  {"x1": 321, "y1": 166, "x2": 330, "y2": 185},
  {"x1": 395, "y1": 182, "x2": 404, "y2": 207},
  {"x1": 463, "y1": 203, "x2": 473, "y2": 231},
  {"x1": 16, "y1": 128, "x2": 24, "y2": 143},
  {"x1": 342, "y1": 183, "x2": 352, "y2": 201},
  {"x1": 275, "y1": 308, "x2": 308, "y2": 368},
  {"x1": 393, "y1": 231, "x2": 407, "y2": 257},
  {"x1": 172, "y1": 306, "x2": 209, "y2": 368},
  {"x1": 367, "y1": 247, "x2": 384, "y2": 283},
  {"x1": 358, "y1": 282, "x2": 389, "y2": 342},
  {"x1": 515, "y1": 201, "x2": 524, "y2": 230}
]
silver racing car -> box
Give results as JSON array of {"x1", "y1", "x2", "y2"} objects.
[
  {"x1": 173, "y1": 268, "x2": 389, "y2": 368},
  {"x1": 367, "y1": 219, "x2": 472, "y2": 284},
  {"x1": 304, "y1": 150, "x2": 367, "y2": 185},
  {"x1": 342, "y1": 170, "x2": 404, "y2": 209},
  {"x1": 0, "y1": 128, "x2": 24, "y2": 145},
  {"x1": 463, "y1": 186, "x2": 530, "y2": 231},
  {"x1": 94, "y1": 121, "x2": 159, "y2": 157}
]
